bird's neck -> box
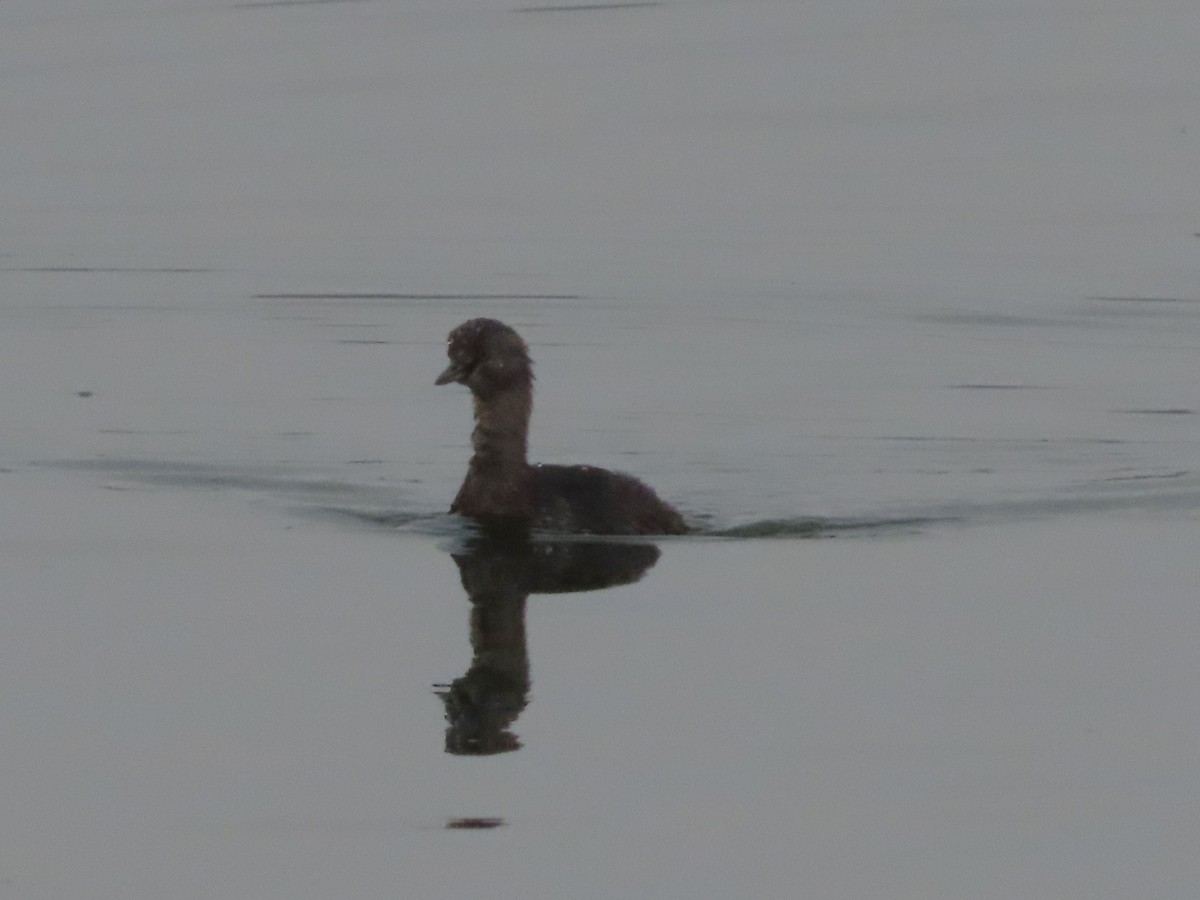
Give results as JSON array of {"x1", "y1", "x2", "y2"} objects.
[{"x1": 469, "y1": 383, "x2": 532, "y2": 474}]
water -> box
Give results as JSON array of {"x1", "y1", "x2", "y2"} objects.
[
  {"x1": 17, "y1": 285, "x2": 1200, "y2": 531},
  {"x1": 2, "y1": 1, "x2": 1199, "y2": 898}
]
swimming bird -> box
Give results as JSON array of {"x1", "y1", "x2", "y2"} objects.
[{"x1": 436, "y1": 318, "x2": 687, "y2": 535}]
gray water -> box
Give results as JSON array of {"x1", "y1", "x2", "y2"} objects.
[{"x1": 3, "y1": 1, "x2": 1199, "y2": 898}]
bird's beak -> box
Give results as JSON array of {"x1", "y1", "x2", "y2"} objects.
[{"x1": 435, "y1": 362, "x2": 465, "y2": 385}]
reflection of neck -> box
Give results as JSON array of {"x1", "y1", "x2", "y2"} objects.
[
  {"x1": 441, "y1": 549, "x2": 533, "y2": 755},
  {"x1": 470, "y1": 383, "x2": 531, "y2": 473},
  {"x1": 468, "y1": 589, "x2": 530, "y2": 700}
]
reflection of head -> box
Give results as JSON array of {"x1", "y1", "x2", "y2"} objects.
[
  {"x1": 436, "y1": 536, "x2": 662, "y2": 755},
  {"x1": 436, "y1": 655, "x2": 527, "y2": 755}
]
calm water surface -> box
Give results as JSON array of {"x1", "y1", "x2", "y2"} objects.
[{"x1": 2, "y1": 1, "x2": 1198, "y2": 898}]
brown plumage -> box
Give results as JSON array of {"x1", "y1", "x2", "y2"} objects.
[{"x1": 436, "y1": 318, "x2": 687, "y2": 535}]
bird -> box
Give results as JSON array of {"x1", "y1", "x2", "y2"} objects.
[{"x1": 436, "y1": 318, "x2": 687, "y2": 535}]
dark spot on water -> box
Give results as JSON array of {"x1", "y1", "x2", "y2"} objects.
[
  {"x1": 76, "y1": 390, "x2": 94, "y2": 398},
  {"x1": 446, "y1": 817, "x2": 505, "y2": 830}
]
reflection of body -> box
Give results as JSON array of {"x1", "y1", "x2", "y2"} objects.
[
  {"x1": 436, "y1": 318, "x2": 688, "y2": 535},
  {"x1": 436, "y1": 536, "x2": 662, "y2": 755}
]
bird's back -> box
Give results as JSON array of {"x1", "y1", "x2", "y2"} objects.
[{"x1": 530, "y1": 464, "x2": 687, "y2": 535}]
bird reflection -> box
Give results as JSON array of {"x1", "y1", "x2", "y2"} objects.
[{"x1": 435, "y1": 533, "x2": 663, "y2": 755}]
